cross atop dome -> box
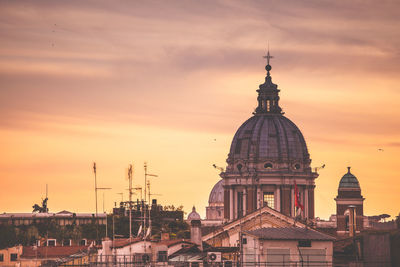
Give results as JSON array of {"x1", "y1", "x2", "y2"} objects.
[
  {"x1": 263, "y1": 50, "x2": 274, "y2": 65},
  {"x1": 263, "y1": 49, "x2": 273, "y2": 75}
]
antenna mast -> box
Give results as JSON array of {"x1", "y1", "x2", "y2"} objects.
[
  {"x1": 128, "y1": 164, "x2": 133, "y2": 239},
  {"x1": 143, "y1": 162, "x2": 158, "y2": 243},
  {"x1": 93, "y1": 162, "x2": 98, "y2": 240},
  {"x1": 93, "y1": 162, "x2": 112, "y2": 242}
]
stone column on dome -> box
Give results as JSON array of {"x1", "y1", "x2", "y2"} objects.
[
  {"x1": 281, "y1": 186, "x2": 291, "y2": 216},
  {"x1": 305, "y1": 187, "x2": 309, "y2": 218},
  {"x1": 308, "y1": 186, "x2": 315, "y2": 219},
  {"x1": 243, "y1": 188, "x2": 247, "y2": 216},
  {"x1": 256, "y1": 186, "x2": 261, "y2": 209},
  {"x1": 224, "y1": 187, "x2": 230, "y2": 220},
  {"x1": 276, "y1": 187, "x2": 281, "y2": 211},
  {"x1": 291, "y1": 187, "x2": 295, "y2": 217},
  {"x1": 246, "y1": 186, "x2": 254, "y2": 214},
  {"x1": 233, "y1": 187, "x2": 237, "y2": 219},
  {"x1": 229, "y1": 188, "x2": 234, "y2": 220}
]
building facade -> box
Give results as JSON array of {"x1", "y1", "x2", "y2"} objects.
[
  {"x1": 0, "y1": 210, "x2": 106, "y2": 226},
  {"x1": 243, "y1": 228, "x2": 334, "y2": 266}
]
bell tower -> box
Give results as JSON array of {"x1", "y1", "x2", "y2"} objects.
[{"x1": 335, "y1": 167, "x2": 365, "y2": 235}]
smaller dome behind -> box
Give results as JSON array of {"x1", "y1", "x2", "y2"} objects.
[
  {"x1": 208, "y1": 179, "x2": 224, "y2": 205},
  {"x1": 339, "y1": 167, "x2": 360, "y2": 189},
  {"x1": 187, "y1": 206, "x2": 201, "y2": 221}
]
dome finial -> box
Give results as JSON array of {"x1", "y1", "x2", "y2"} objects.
[{"x1": 347, "y1": 166, "x2": 351, "y2": 173}]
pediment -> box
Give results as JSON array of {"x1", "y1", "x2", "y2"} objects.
[{"x1": 203, "y1": 205, "x2": 305, "y2": 243}]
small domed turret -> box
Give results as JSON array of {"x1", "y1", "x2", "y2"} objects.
[
  {"x1": 187, "y1": 206, "x2": 201, "y2": 222},
  {"x1": 339, "y1": 167, "x2": 360, "y2": 189},
  {"x1": 208, "y1": 180, "x2": 224, "y2": 205}
]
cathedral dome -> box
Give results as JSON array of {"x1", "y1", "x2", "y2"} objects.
[
  {"x1": 187, "y1": 206, "x2": 201, "y2": 221},
  {"x1": 229, "y1": 114, "x2": 309, "y2": 166},
  {"x1": 225, "y1": 52, "x2": 310, "y2": 171},
  {"x1": 221, "y1": 51, "x2": 318, "y2": 221},
  {"x1": 208, "y1": 180, "x2": 224, "y2": 205},
  {"x1": 339, "y1": 167, "x2": 360, "y2": 189}
]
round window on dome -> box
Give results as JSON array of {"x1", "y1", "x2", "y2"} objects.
[
  {"x1": 237, "y1": 164, "x2": 243, "y2": 171},
  {"x1": 264, "y1": 163, "x2": 273, "y2": 169},
  {"x1": 294, "y1": 163, "x2": 301, "y2": 170}
]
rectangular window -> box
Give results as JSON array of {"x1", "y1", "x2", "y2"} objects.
[
  {"x1": 298, "y1": 240, "x2": 312, "y2": 247},
  {"x1": 263, "y1": 192, "x2": 275, "y2": 209},
  {"x1": 47, "y1": 239, "x2": 56, "y2": 246},
  {"x1": 0, "y1": 254, "x2": 3, "y2": 262},
  {"x1": 10, "y1": 253, "x2": 18, "y2": 261},
  {"x1": 80, "y1": 239, "x2": 87, "y2": 246},
  {"x1": 157, "y1": 251, "x2": 167, "y2": 262}
]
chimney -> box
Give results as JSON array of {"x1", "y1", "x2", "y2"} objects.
[{"x1": 190, "y1": 219, "x2": 203, "y2": 251}]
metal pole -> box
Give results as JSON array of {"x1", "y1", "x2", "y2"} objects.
[
  {"x1": 144, "y1": 162, "x2": 147, "y2": 240},
  {"x1": 93, "y1": 162, "x2": 99, "y2": 241},
  {"x1": 144, "y1": 162, "x2": 147, "y2": 206},
  {"x1": 128, "y1": 164, "x2": 133, "y2": 239},
  {"x1": 112, "y1": 214, "x2": 115, "y2": 265},
  {"x1": 148, "y1": 181, "x2": 151, "y2": 239},
  {"x1": 143, "y1": 162, "x2": 158, "y2": 241},
  {"x1": 93, "y1": 163, "x2": 112, "y2": 242}
]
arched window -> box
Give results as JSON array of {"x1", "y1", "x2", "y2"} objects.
[
  {"x1": 237, "y1": 164, "x2": 243, "y2": 171},
  {"x1": 264, "y1": 163, "x2": 273, "y2": 169}
]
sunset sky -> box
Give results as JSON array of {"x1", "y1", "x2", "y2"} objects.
[{"x1": 1, "y1": 1, "x2": 399, "y2": 220}]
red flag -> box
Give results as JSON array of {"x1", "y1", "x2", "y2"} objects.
[{"x1": 294, "y1": 181, "x2": 304, "y2": 211}]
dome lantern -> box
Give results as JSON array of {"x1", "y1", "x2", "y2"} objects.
[{"x1": 255, "y1": 50, "x2": 283, "y2": 115}]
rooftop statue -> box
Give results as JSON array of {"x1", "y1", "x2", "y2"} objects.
[{"x1": 32, "y1": 197, "x2": 49, "y2": 213}]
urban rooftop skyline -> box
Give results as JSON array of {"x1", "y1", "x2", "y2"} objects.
[{"x1": 1, "y1": 1, "x2": 400, "y2": 220}]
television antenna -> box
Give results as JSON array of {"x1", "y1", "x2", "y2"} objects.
[{"x1": 93, "y1": 162, "x2": 112, "y2": 241}]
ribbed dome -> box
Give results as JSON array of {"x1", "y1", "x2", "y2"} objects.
[
  {"x1": 339, "y1": 167, "x2": 360, "y2": 188},
  {"x1": 228, "y1": 114, "x2": 310, "y2": 164},
  {"x1": 187, "y1": 206, "x2": 201, "y2": 221},
  {"x1": 208, "y1": 180, "x2": 224, "y2": 204}
]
